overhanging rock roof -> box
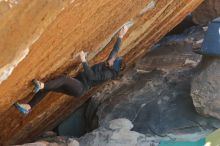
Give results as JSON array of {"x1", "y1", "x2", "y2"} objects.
[{"x1": 0, "y1": 0, "x2": 203, "y2": 145}]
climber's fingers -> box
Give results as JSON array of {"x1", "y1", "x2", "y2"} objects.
[{"x1": 72, "y1": 51, "x2": 89, "y2": 60}]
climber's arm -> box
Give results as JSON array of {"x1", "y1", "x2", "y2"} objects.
[
  {"x1": 107, "y1": 25, "x2": 128, "y2": 61},
  {"x1": 80, "y1": 51, "x2": 96, "y2": 80},
  {"x1": 107, "y1": 37, "x2": 122, "y2": 61}
]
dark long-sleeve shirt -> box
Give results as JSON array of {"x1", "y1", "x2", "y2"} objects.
[
  {"x1": 76, "y1": 37, "x2": 122, "y2": 90},
  {"x1": 107, "y1": 37, "x2": 122, "y2": 60}
]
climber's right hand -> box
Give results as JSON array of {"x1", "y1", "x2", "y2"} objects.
[
  {"x1": 119, "y1": 25, "x2": 128, "y2": 38},
  {"x1": 80, "y1": 51, "x2": 87, "y2": 62}
]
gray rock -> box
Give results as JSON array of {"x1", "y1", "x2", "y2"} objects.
[
  {"x1": 15, "y1": 141, "x2": 62, "y2": 146},
  {"x1": 191, "y1": 57, "x2": 220, "y2": 120},
  {"x1": 192, "y1": 0, "x2": 220, "y2": 26},
  {"x1": 109, "y1": 118, "x2": 133, "y2": 130},
  {"x1": 79, "y1": 118, "x2": 159, "y2": 146},
  {"x1": 68, "y1": 139, "x2": 80, "y2": 146},
  {"x1": 85, "y1": 27, "x2": 220, "y2": 144}
]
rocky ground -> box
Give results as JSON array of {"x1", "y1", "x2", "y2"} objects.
[{"x1": 17, "y1": 24, "x2": 220, "y2": 146}]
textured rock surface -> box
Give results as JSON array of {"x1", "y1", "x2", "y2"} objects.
[
  {"x1": 15, "y1": 137, "x2": 80, "y2": 146},
  {"x1": 16, "y1": 119, "x2": 159, "y2": 146},
  {"x1": 0, "y1": 0, "x2": 203, "y2": 145},
  {"x1": 16, "y1": 117, "x2": 215, "y2": 146},
  {"x1": 23, "y1": 27, "x2": 220, "y2": 146},
  {"x1": 192, "y1": 0, "x2": 220, "y2": 25},
  {"x1": 0, "y1": 0, "x2": 72, "y2": 84},
  {"x1": 86, "y1": 27, "x2": 220, "y2": 142},
  {"x1": 191, "y1": 57, "x2": 220, "y2": 120},
  {"x1": 191, "y1": 0, "x2": 220, "y2": 118},
  {"x1": 79, "y1": 118, "x2": 160, "y2": 146}
]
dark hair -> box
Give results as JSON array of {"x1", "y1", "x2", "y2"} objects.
[{"x1": 120, "y1": 60, "x2": 126, "y2": 71}]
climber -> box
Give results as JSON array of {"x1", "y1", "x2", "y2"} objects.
[{"x1": 14, "y1": 25, "x2": 129, "y2": 115}]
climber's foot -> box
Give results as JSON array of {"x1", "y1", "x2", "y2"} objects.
[
  {"x1": 14, "y1": 102, "x2": 31, "y2": 115},
  {"x1": 32, "y1": 79, "x2": 44, "y2": 93}
]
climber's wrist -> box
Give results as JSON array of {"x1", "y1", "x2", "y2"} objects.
[{"x1": 81, "y1": 58, "x2": 87, "y2": 62}]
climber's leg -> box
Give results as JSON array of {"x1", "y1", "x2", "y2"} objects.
[
  {"x1": 15, "y1": 75, "x2": 85, "y2": 115},
  {"x1": 29, "y1": 75, "x2": 85, "y2": 108}
]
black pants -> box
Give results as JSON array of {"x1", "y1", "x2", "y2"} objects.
[{"x1": 29, "y1": 75, "x2": 85, "y2": 108}]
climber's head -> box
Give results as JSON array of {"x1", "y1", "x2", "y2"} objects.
[
  {"x1": 107, "y1": 56, "x2": 116, "y2": 67},
  {"x1": 106, "y1": 57, "x2": 125, "y2": 72}
]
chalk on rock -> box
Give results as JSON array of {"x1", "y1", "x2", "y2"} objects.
[{"x1": 109, "y1": 118, "x2": 133, "y2": 130}]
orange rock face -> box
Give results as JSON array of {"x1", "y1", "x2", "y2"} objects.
[{"x1": 0, "y1": 0, "x2": 203, "y2": 145}]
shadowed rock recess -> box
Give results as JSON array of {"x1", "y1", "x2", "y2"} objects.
[{"x1": 0, "y1": 0, "x2": 203, "y2": 145}]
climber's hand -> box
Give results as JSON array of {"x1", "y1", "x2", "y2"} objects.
[
  {"x1": 80, "y1": 51, "x2": 87, "y2": 62},
  {"x1": 119, "y1": 25, "x2": 128, "y2": 38}
]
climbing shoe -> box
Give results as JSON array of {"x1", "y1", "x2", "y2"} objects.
[
  {"x1": 32, "y1": 79, "x2": 43, "y2": 93},
  {"x1": 14, "y1": 102, "x2": 31, "y2": 115}
]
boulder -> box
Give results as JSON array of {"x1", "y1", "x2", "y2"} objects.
[
  {"x1": 15, "y1": 139, "x2": 79, "y2": 146},
  {"x1": 79, "y1": 118, "x2": 159, "y2": 146},
  {"x1": 191, "y1": 57, "x2": 220, "y2": 120},
  {"x1": 85, "y1": 27, "x2": 220, "y2": 142},
  {"x1": 192, "y1": 0, "x2": 220, "y2": 26}
]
